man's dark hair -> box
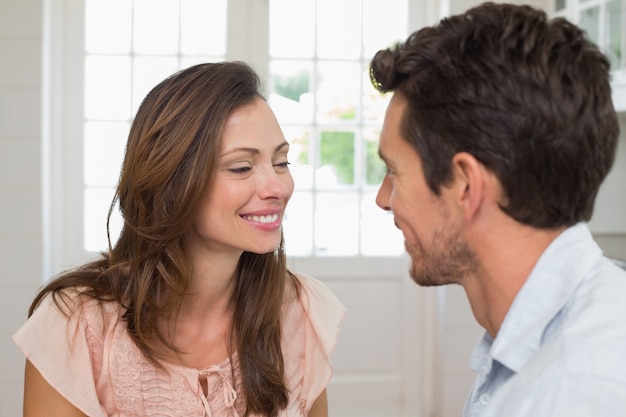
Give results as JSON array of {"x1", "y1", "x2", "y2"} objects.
[{"x1": 370, "y1": 2, "x2": 619, "y2": 228}]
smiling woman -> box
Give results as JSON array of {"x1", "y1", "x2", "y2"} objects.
[
  {"x1": 43, "y1": 1, "x2": 429, "y2": 415},
  {"x1": 14, "y1": 62, "x2": 345, "y2": 417},
  {"x1": 191, "y1": 97, "x2": 294, "y2": 256}
]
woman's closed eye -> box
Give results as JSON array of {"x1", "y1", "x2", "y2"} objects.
[
  {"x1": 273, "y1": 161, "x2": 291, "y2": 169},
  {"x1": 229, "y1": 165, "x2": 252, "y2": 174}
]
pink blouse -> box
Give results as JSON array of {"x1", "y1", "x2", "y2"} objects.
[{"x1": 13, "y1": 274, "x2": 345, "y2": 417}]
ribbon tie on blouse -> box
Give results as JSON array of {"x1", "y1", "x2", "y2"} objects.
[{"x1": 198, "y1": 365, "x2": 239, "y2": 417}]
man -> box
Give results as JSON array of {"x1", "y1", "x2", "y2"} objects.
[{"x1": 371, "y1": 2, "x2": 626, "y2": 416}]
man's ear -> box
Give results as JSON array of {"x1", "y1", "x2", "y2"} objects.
[{"x1": 450, "y1": 152, "x2": 488, "y2": 221}]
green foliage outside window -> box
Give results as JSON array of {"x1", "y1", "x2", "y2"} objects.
[
  {"x1": 273, "y1": 71, "x2": 309, "y2": 102},
  {"x1": 366, "y1": 139, "x2": 385, "y2": 185},
  {"x1": 320, "y1": 131, "x2": 354, "y2": 184}
]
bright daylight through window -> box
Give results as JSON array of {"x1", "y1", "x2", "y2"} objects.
[{"x1": 82, "y1": 0, "x2": 406, "y2": 257}]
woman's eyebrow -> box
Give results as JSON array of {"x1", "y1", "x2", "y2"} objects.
[
  {"x1": 275, "y1": 142, "x2": 289, "y2": 153},
  {"x1": 222, "y1": 147, "x2": 259, "y2": 157},
  {"x1": 221, "y1": 141, "x2": 290, "y2": 157}
]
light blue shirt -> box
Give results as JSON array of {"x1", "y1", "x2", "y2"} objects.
[{"x1": 464, "y1": 223, "x2": 626, "y2": 417}]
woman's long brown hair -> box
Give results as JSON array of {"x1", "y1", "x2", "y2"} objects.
[{"x1": 28, "y1": 62, "x2": 298, "y2": 416}]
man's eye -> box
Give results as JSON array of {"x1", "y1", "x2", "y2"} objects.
[{"x1": 274, "y1": 162, "x2": 291, "y2": 168}]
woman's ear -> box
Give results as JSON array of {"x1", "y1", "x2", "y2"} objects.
[{"x1": 450, "y1": 152, "x2": 488, "y2": 222}]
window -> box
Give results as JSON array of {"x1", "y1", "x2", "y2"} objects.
[
  {"x1": 268, "y1": 0, "x2": 408, "y2": 255},
  {"x1": 554, "y1": 0, "x2": 625, "y2": 70},
  {"x1": 53, "y1": 0, "x2": 409, "y2": 271},
  {"x1": 82, "y1": 0, "x2": 228, "y2": 253}
]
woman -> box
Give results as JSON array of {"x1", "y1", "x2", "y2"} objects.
[{"x1": 14, "y1": 62, "x2": 345, "y2": 417}]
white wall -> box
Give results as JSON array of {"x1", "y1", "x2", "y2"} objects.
[{"x1": 0, "y1": 0, "x2": 44, "y2": 415}]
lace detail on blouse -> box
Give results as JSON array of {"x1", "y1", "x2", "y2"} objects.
[
  {"x1": 107, "y1": 321, "x2": 243, "y2": 417},
  {"x1": 110, "y1": 345, "x2": 144, "y2": 414}
]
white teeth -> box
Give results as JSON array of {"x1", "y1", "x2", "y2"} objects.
[{"x1": 244, "y1": 214, "x2": 279, "y2": 223}]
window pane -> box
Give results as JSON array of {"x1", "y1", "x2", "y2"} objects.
[
  {"x1": 363, "y1": 0, "x2": 408, "y2": 58},
  {"x1": 362, "y1": 64, "x2": 391, "y2": 124},
  {"x1": 84, "y1": 187, "x2": 121, "y2": 253},
  {"x1": 180, "y1": 56, "x2": 224, "y2": 69},
  {"x1": 282, "y1": 126, "x2": 313, "y2": 189},
  {"x1": 364, "y1": 128, "x2": 385, "y2": 185},
  {"x1": 320, "y1": 130, "x2": 355, "y2": 186},
  {"x1": 83, "y1": 0, "x2": 228, "y2": 253},
  {"x1": 270, "y1": 0, "x2": 315, "y2": 58},
  {"x1": 180, "y1": 0, "x2": 227, "y2": 55},
  {"x1": 269, "y1": 0, "x2": 408, "y2": 256},
  {"x1": 269, "y1": 60, "x2": 314, "y2": 124},
  {"x1": 579, "y1": 6, "x2": 600, "y2": 45},
  {"x1": 284, "y1": 191, "x2": 314, "y2": 255},
  {"x1": 133, "y1": 0, "x2": 180, "y2": 54},
  {"x1": 132, "y1": 57, "x2": 179, "y2": 115},
  {"x1": 360, "y1": 192, "x2": 404, "y2": 256},
  {"x1": 315, "y1": 192, "x2": 359, "y2": 255},
  {"x1": 85, "y1": 0, "x2": 132, "y2": 53},
  {"x1": 317, "y1": 61, "x2": 360, "y2": 122},
  {"x1": 317, "y1": 0, "x2": 361, "y2": 59},
  {"x1": 85, "y1": 56, "x2": 131, "y2": 120},
  {"x1": 606, "y1": 0, "x2": 623, "y2": 69},
  {"x1": 84, "y1": 121, "x2": 128, "y2": 187}
]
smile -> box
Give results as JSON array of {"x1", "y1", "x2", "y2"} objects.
[{"x1": 242, "y1": 213, "x2": 279, "y2": 224}]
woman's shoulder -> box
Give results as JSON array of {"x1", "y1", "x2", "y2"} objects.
[
  {"x1": 290, "y1": 272, "x2": 345, "y2": 314},
  {"x1": 13, "y1": 288, "x2": 127, "y2": 417},
  {"x1": 284, "y1": 272, "x2": 346, "y2": 351},
  {"x1": 25, "y1": 287, "x2": 123, "y2": 343},
  {"x1": 281, "y1": 272, "x2": 346, "y2": 414}
]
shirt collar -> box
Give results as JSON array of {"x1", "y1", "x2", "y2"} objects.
[{"x1": 478, "y1": 223, "x2": 603, "y2": 373}]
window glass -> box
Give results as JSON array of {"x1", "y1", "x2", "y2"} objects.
[
  {"x1": 132, "y1": 57, "x2": 179, "y2": 115},
  {"x1": 85, "y1": 56, "x2": 132, "y2": 120},
  {"x1": 315, "y1": 192, "x2": 360, "y2": 255},
  {"x1": 555, "y1": 0, "x2": 567, "y2": 12},
  {"x1": 320, "y1": 130, "x2": 355, "y2": 186},
  {"x1": 83, "y1": 0, "x2": 226, "y2": 253},
  {"x1": 364, "y1": 128, "x2": 386, "y2": 185},
  {"x1": 360, "y1": 192, "x2": 401, "y2": 256},
  {"x1": 85, "y1": 0, "x2": 131, "y2": 53},
  {"x1": 579, "y1": 6, "x2": 600, "y2": 45},
  {"x1": 363, "y1": 0, "x2": 409, "y2": 57},
  {"x1": 84, "y1": 188, "x2": 121, "y2": 253},
  {"x1": 180, "y1": 0, "x2": 227, "y2": 55},
  {"x1": 81, "y1": 0, "x2": 404, "y2": 256},
  {"x1": 283, "y1": 191, "x2": 314, "y2": 255},
  {"x1": 576, "y1": 0, "x2": 624, "y2": 71},
  {"x1": 269, "y1": 0, "x2": 406, "y2": 256},
  {"x1": 269, "y1": 60, "x2": 315, "y2": 124},
  {"x1": 605, "y1": 0, "x2": 622, "y2": 68},
  {"x1": 84, "y1": 121, "x2": 128, "y2": 187},
  {"x1": 269, "y1": 0, "x2": 315, "y2": 58},
  {"x1": 133, "y1": 0, "x2": 180, "y2": 54},
  {"x1": 316, "y1": 0, "x2": 362, "y2": 59},
  {"x1": 316, "y1": 61, "x2": 361, "y2": 123}
]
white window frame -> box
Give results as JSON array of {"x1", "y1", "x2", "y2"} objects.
[
  {"x1": 551, "y1": 0, "x2": 626, "y2": 110},
  {"x1": 42, "y1": 0, "x2": 442, "y2": 277}
]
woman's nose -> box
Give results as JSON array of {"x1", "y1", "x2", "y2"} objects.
[{"x1": 258, "y1": 168, "x2": 294, "y2": 200}]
